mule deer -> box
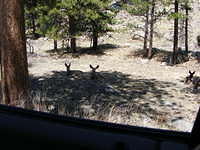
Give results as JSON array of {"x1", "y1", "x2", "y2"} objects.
[
  {"x1": 65, "y1": 62, "x2": 71, "y2": 75},
  {"x1": 90, "y1": 64, "x2": 99, "y2": 80},
  {"x1": 185, "y1": 70, "x2": 200, "y2": 90}
]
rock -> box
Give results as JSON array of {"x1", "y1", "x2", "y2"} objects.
[
  {"x1": 164, "y1": 32, "x2": 173, "y2": 41},
  {"x1": 161, "y1": 62, "x2": 167, "y2": 66},
  {"x1": 140, "y1": 58, "x2": 149, "y2": 64},
  {"x1": 38, "y1": 78, "x2": 45, "y2": 81},
  {"x1": 143, "y1": 117, "x2": 152, "y2": 124},
  {"x1": 170, "y1": 118, "x2": 193, "y2": 132},
  {"x1": 104, "y1": 84, "x2": 120, "y2": 94},
  {"x1": 171, "y1": 106, "x2": 179, "y2": 110},
  {"x1": 47, "y1": 105, "x2": 55, "y2": 111},
  {"x1": 43, "y1": 37, "x2": 49, "y2": 41},
  {"x1": 38, "y1": 53, "x2": 48, "y2": 57},
  {"x1": 160, "y1": 100, "x2": 173, "y2": 106},
  {"x1": 80, "y1": 105, "x2": 95, "y2": 114},
  {"x1": 132, "y1": 31, "x2": 144, "y2": 41},
  {"x1": 188, "y1": 51, "x2": 200, "y2": 60}
]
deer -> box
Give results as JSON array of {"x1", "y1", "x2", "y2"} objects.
[
  {"x1": 65, "y1": 62, "x2": 71, "y2": 75},
  {"x1": 90, "y1": 64, "x2": 99, "y2": 80},
  {"x1": 185, "y1": 70, "x2": 200, "y2": 91}
]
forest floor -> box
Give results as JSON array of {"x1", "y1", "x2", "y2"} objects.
[
  {"x1": 27, "y1": 9, "x2": 200, "y2": 132},
  {"x1": 27, "y1": 31, "x2": 200, "y2": 132}
]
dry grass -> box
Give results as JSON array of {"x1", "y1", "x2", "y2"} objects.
[
  {"x1": 26, "y1": 37, "x2": 199, "y2": 132},
  {"x1": 22, "y1": 5, "x2": 200, "y2": 132},
  {"x1": 14, "y1": 89, "x2": 177, "y2": 131}
]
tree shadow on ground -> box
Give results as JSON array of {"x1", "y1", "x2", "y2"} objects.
[
  {"x1": 30, "y1": 70, "x2": 177, "y2": 122},
  {"x1": 45, "y1": 44, "x2": 120, "y2": 57},
  {"x1": 128, "y1": 48, "x2": 189, "y2": 64},
  {"x1": 78, "y1": 44, "x2": 120, "y2": 56}
]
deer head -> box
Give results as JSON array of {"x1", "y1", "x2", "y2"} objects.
[
  {"x1": 65, "y1": 62, "x2": 71, "y2": 74},
  {"x1": 90, "y1": 64, "x2": 99, "y2": 79},
  {"x1": 90, "y1": 65, "x2": 99, "y2": 73},
  {"x1": 185, "y1": 70, "x2": 195, "y2": 84}
]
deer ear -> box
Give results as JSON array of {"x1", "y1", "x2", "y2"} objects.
[
  {"x1": 96, "y1": 65, "x2": 99, "y2": 69},
  {"x1": 65, "y1": 63, "x2": 67, "y2": 67},
  {"x1": 69, "y1": 62, "x2": 71, "y2": 67},
  {"x1": 193, "y1": 71, "x2": 196, "y2": 74},
  {"x1": 189, "y1": 70, "x2": 192, "y2": 74}
]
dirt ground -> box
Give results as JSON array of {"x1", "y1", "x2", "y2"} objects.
[
  {"x1": 27, "y1": 31, "x2": 200, "y2": 132},
  {"x1": 27, "y1": 3, "x2": 200, "y2": 131}
]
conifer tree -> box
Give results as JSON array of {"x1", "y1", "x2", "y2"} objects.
[
  {"x1": 0, "y1": 0, "x2": 29, "y2": 105},
  {"x1": 37, "y1": 0, "x2": 116, "y2": 52},
  {"x1": 180, "y1": 0, "x2": 192, "y2": 53},
  {"x1": 80, "y1": 0, "x2": 115, "y2": 50}
]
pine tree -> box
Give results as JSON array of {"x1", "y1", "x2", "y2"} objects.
[
  {"x1": 81, "y1": 0, "x2": 115, "y2": 50},
  {"x1": 37, "y1": 0, "x2": 68, "y2": 51},
  {"x1": 0, "y1": 0, "x2": 29, "y2": 106},
  {"x1": 125, "y1": 0, "x2": 151, "y2": 57},
  {"x1": 148, "y1": 0, "x2": 155, "y2": 59},
  {"x1": 180, "y1": 0, "x2": 192, "y2": 53},
  {"x1": 126, "y1": 0, "x2": 169, "y2": 59},
  {"x1": 24, "y1": 0, "x2": 38, "y2": 37},
  {"x1": 60, "y1": 0, "x2": 82, "y2": 53},
  {"x1": 24, "y1": 0, "x2": 46, "y2": 39},
  {"x1": 26, "y1": 0, "x2": 116, "y2": 52},
  {"x1": 171, "y1": 0, "x2": 179, "y2": 65},
  {"x1": 143, "y1": 4, "x2": 150, "y2": 56}
]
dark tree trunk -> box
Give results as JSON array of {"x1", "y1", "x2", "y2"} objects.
[
  {"x1": 92, "y1": 32, "x2": 98, "y2": 50},
  {"x1": 144, "y1": 7, "x2": 149, "y2": 56},
  {"x1": 69, "y1": 16, "x2": 76, "y2": 53},
  {"x1": 148, "y1": 0, "x2": 155, "y2": 59},
  {"x1": 0, "y1": 0, "x2": 29, "y2": 105},
  {"x1": 122, "y1": 0, "x2": 128, "y2": 3},
  {"x1": 0, "y1": 53, "x2": 1, "y2": 100},
  {"x1": 71, "y1": 38, "x2": 76, "y2": 53},
  {"x1": 185, "y1": 5, "x2": 189, "y2": 53},
  {"x1": 30, "y1": 0, "x2": 37, "y2": 38},
  {"x1": 54, "y1": 39, "x2": 57, "y2": 51},
  {"x1": 197, "y1": 35, "x2": 200, "y2": 47},
  {"x1": 31, "y1": 13, "x2": 36, "y2": 37},
  {"x1": 172, "y1": 0, "x2": 179, "y2": 65}
]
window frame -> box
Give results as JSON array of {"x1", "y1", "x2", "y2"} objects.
[{"x1": 0, "y1": 104, "x2": 198, "y2": 148}]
